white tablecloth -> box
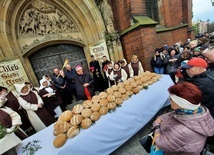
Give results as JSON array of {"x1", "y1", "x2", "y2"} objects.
[{"x1": 16, "y1": 75, "x2": 174, "y2": 155}]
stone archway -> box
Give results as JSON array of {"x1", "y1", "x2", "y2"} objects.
[{"x1": 29, "y1": 44, "x2": 88, "y2": 81}]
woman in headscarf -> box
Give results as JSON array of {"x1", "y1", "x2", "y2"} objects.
[
  {"x1": 152, "y1": 82, "x2": 214, "y2": 155},
  {"x1": 39, "y1": 79, "x2": 63, "y2": 118},
  {"x1": 110, "y1": 63, "x2": 127, "y2": 85},
  {"x1": 14, "y1": 83, "x2": 55, "y2": 132},
  {"x1": 0, "y1": 95, "x2": 22, "y2": 155},
  {"x1": 130, "y1": 55, "x2": 144, "y2": 76},
  {"x1": 118, "y1": 59, "x2": 134, "y2": 78}
]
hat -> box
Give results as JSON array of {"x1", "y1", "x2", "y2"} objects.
[
  {"x1": 75, "y1": 65, "x2": 83, "y2": 71},
  {"x1": 193, "y1": 47, "x2": 201, "y2": 52},
  {"x1": 182, "y1": 58, "x2": 207, "y2": 69}
]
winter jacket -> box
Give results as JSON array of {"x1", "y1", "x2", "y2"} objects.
[
  {"x1": 153, "y1": 107, "x2": 214, "y2": 155},
  {"x1": 150, "y1": 55, "x2": 164, "y2": 68}
]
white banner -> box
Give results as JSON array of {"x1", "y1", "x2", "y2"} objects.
[
  {"x1": 89, "y1": 39, "x2": 110, "y2": 63},
  {"x1": 0, "y1": 59, "x2": 29, "y2": 90}
]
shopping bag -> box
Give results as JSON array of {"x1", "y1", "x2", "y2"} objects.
[
  {"x1": 84, "y1": 87, "x2": 92, "y2": 100},
  {"x1": 140, "y1": 131, "x2": 154, "y2": 153},
  {"x1": 150, "y1": 134, "x2": 164, "y2": 155}
]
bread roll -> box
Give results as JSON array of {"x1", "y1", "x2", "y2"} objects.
[
  {"x1": 92, "y1": 95, "x2": 100, "y2": 103},
  {"x1": 140, "y1": 78, "x2": 147, "y2": 83},
  {"x1": 81, "y1": 109, "x2": 92, "y2": 118},
  {"x1": 132, "y1": 87, "x2": 140, "y2": 94},
  {"x1": 117, "y1": 82, "x2": 125, "y2": 88},
  {"x1": 127, "y1": 78, "x2": 135, "y2": 82},
  {"x1": 137, "y1": 85, "x2": 143, "y2": 90},
  {"x1": 111, "y1": 85, "x2": 118, "y2": 91},
  {"x1": 99, "y1": 92, "x2": 108, "y2": 99},
  {"x1": 143, "y1": 83, "x2": 149, "y2": 88},
  {"x1": 83, "y1": 100, "x2": 92, "y2": 109},
  {"x1": 107, "y1": 102, "x2": 117, "y2": 110},
  {"x1": 131, "y1": 82, "x2": 137, "y2": 88},
  {"x1": 125, "y1": 85, "x2": 132, "y2": 91},
  {"x1": 121, "y1": 94, "x2": 129, "y2": 100},
  {"x1": 113, "y1": 91, "x2": 121, "y2": 98},
  {"x1": 54, "y1": 121, "x2": 70, "y2": 135},
  {"x1": 126, "y1": 90, "x2": 133, "y2": 96},
  {"x1": 146, "y1": 81, "x2": 153, "y2": 85},
  {"x1": 133, "y1": 76, "x2": 140, "y2": 81},
  {"x1": 118, "y1": 87, "x2": 126, "y2": 94},
  {"x1": 123, "y1": 80, "x2": 130, "y2": 86},
  {"x1": 99, "y1": 98, "x2": 108, "y2": 107},
  {"x1": 53, "y1": 134, "x2": 67, "y2": 148},
  {"x1": 91, "y1": 103, "x2": 101, "y2": 112},
  {"x1": 70, "y1": 115, "x2": 83, "y2": 126},
  {"x1": 107, "y1": 94, "x2": 115, "y2": 102},
  {"x1": 90, "y1": 112, "x2": 101, "y2": 121},
  {"x1": 99, "y1": 106, "x2": 109, "y2": 115},
  {"x1": 136, "y1": 80, "x2": 142, "y2": 85},
  {"x1": 73, "y1": 104, "x2": 84, "y2": 114},
  {"x1": 107, "y1": 88, "x2": 114, "y2": 95},
  {"x1": 67, "y1": 126, "x2": 80, "y2": 138},
  {"x1": 81, "y1": 118, "x2": 92, "y2": 129},
  {"x1": 115, "y1": 98, "x2": 123, "y2": 105},
  {"x1": 60, "y1": 110, "x2": 73, "y2": 122}
]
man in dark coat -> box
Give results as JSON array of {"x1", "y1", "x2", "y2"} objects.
[
  {"x1": 183, "y1": 58, "x2": 214, "y2": 117},
  {"x1": 74, "y1": 65, "x2": 95, "y2": 101},
  {"x1": 51, "y1": 68, "x2": 72, "y2": 111},
  {"x1": 64, "y1": 64, "x2": 77, "y2": 100},
  {"x1": 101, "y1": 56, "x2": 110, "y2": 89},
  {"x1": 89, "y1": 55, "x2": 105, "y2": 92}
]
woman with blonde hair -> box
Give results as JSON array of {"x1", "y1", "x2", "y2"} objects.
[{"x1": 152, "y1": 82, "x2": 214, "y2": 155}]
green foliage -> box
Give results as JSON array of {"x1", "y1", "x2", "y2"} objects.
[
  {"x1": 22, "y1": 140, "x2": 42, "y2": 155},
  {"x1": 0, "y1": 123, "x2": 7, "y2": 139}
]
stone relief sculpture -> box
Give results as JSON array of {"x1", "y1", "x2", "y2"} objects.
[
  {"x1": 99, "y1": 0, "x2": 116, "y2": 34},
  {"x1": 19, "y1": 0, "x2": 78, "y2": 37}
]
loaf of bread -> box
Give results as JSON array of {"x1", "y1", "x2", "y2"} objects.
[
  {"x1": 99, "y1": 98, "x2": 108, "y2": 107},
  {"x1": 99, "y1": 106, "x2": 109, "y2": 115},
  {"x1": 121, "y1": 94, "x2": 129, "y2": 100},
  {"x1": 136, "y1": 80, "x2": 142, "y2": 85},
  {"x1": 53, "y1": 133, "x2": 67, "y2": 148},
  {"x1": 117, "y1": 82, "x2": 125, "y2": 88},
  {"x1": 54, "y1": 121, "x2": 70, "y2": 136},
  {"x1": 125, "y1": 85, "x2": 132, "y2": 91},
  {"x1": 107, "y1": 102, "x2": 117, "y2": 110},
  {"x1": 133, "y1": 76, "x2": 140, "y2": 81},
  {"x1": 131, "y1": 82, "x2": 137, "y2": 88},
  {"x1": 123, "y1": 80, "x2": 130, "y2": 86},
  {"x1": 113, "y1": 91, "x2": 121, "y2": 98},
  {"x1": 91, "y1": 103, "x2": 101, "y2": 112},
  {"x1": 115, "y1": 98, "x2": 123, "y2": 105},
  {"x1": 107, "y1": 94, "x2": 115, "y2": 102},
  {"x1": 67, "y1": 126, "x2": 80, "y2": 138},
  {"x1": 132, "y1": 87, "x2": 140, "y2": 94},
  {"x1": 60, "y1": 110, "x2": 73, "y2": 122},
  {"x1": 81, "y1": 109, "x2": 92, "y2": 118},
  {"x1": 83, "y1": 100, "x2": 92, "y2": 109},
  {"x1": 111, "y1": 85, "x2": 118, "y2": 91},
  {"x1": 127, "y1": 78, "x2": 135, "y2": 82},
  {"x1": 137, "y1": 85, "x2": 143, "y2": 90},
  {"x1": 90, "y1": 112, "x2": 101, "y2": 121},
  {"x1": 70, "y1": 115, "x2": 83, "y2": 126},
  {"x1": 99, "y1": 92, "x2": 108, "y2": 99},
  {"x1": 118, "y1": 87, "x2": 126, "y2": 94},
  {"x1": 81, "y1": 118, "x2": 92, "y2": 129},
  {"x1": 73, "y1": 104, "x2": 84, "y2": 114},
  {"x1": 126, "y1": 90, "x2": 133, "y2": 96},
  {"x1": 107, "y1": 88, "x2": 114, "y2": 95},
  {"x1": 92, "y1": 95, "x2": 100, "y2": 103}
]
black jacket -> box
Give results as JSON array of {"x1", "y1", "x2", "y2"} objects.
[{"x1": 186, "y1": 70, "x2": 214, "y2": 109}]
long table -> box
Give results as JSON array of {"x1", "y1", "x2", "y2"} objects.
[{"x1": 16, "y1": 75, "x2": 174, "y2": 155}]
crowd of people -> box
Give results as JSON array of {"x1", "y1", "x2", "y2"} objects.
[{"x1": 1, "y1": 33, "x2": 214, "y2": 154}]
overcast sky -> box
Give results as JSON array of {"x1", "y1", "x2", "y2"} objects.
[{"x1": 192, "y1": 0, "x2": 214, "y2": 22}]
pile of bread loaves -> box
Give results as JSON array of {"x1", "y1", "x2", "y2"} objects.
[{"x1": 53, "y1": 71, "x2": 162, "y2": 148}]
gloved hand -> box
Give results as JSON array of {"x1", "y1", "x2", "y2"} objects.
[{"x1": 6, "y1": 126, "x2": 16, "y2": 133}]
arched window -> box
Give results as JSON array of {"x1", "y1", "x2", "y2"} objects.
[{"x1": 145, "y1": 0, "x2": 159, "y2": 23}]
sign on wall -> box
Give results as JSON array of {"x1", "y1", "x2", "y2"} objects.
[
  {"x1": 89, "y1": 39, "x2": 110, "y2": 63},
  {"x1": 0, "y1": 59, "x2": 29, "y2": 90}
]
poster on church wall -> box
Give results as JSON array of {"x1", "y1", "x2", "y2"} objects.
[
  {"x1": 0, "y1": 59, "x2": 29, "y2": 90},
  {"x1": 89, "y1": 39, "x2": 110, "y2": 64}
]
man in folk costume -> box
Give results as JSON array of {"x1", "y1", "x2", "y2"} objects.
[
  {"x1": 39, "y1": 79, "x2": 63, "y2": 119},
  {"x1": 74, "y1": 65, "x2": 95, "y2": 101},
  {"x1": 14, "y1": 83, "x2": 55, "y2": 132},
  {"x1": 0, "y1": 86, "x2": 30, "y2": 139},
  {"x1": 118, "y1": 59, "x2": 134, "y2": 78},
  {"x1": 0, "y1": 104, "x2": 22, "y2": 155},
  {"x1": 110, "y1": 63, "x2": 128, "y2": 85},
  {"x1": 89, "y1": 55, "x2": 105, "y2": 92},
  {"x1": 105, "y1": 61, "x2": 115, "y2": 87},
  {"x1": 130, "y1": 55, "x2": 144, "y2": 76}
]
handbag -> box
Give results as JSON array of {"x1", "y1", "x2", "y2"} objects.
[
  {"x1": 140, "y1": 131, "x2": 154, "y2": 153},
  {"x1": 150, "y1": 134, "x2": 164, "y2": 155}
]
